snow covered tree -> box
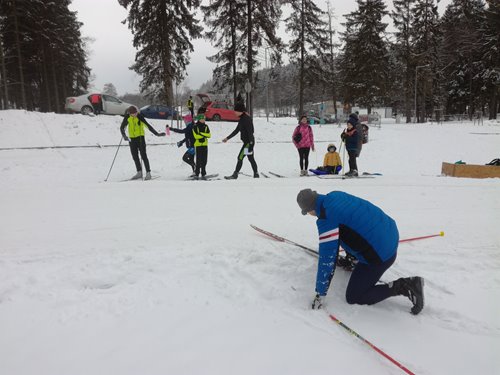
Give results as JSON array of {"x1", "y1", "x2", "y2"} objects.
[
  {"x1": 391, "y1": 0, "x2": 417, "y2": 122},
  {"x1": 119, "y1": 0, "x2": 202, "y2": 105},
  {"x1": 440, "y1": 0, "x2": 488, "y2": 118},
  {"x1": 0, "y1": 0, "x2": 89, "y2": 112},
  {"x1": 103, "y1": 83, "x2": 118, "y2": 96},
  {"x1": 284, "y1": 0, "x2": 330, "y2": 116},
  {"x1": 338, "y1": 0, "x2": 390, "y2": 114},
  {"x1": 411, "y1": 0, "x2": 441, "y2": 122},
  {"x1": 478, "y1": 0, "x2": 499, "y2": 119},
  {"x1": 202, "y1": 0, "x2": 247, "y2": 102}
]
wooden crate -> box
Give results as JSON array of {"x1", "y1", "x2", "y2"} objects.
[{"x1": 441, "y1": 162, "x2": 500, "y2": 178}]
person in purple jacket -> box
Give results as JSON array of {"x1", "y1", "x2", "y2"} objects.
[
  {"x1": 297, "y1": 188, "x2": 425, "y2": 315},
  {"x1": 292, "y1": 115, "x2": 315, "y2": 176}
]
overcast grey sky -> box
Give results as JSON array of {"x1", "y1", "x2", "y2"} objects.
[{"x1": 69, "y1": 0, "x2": 451, "y2": 96}]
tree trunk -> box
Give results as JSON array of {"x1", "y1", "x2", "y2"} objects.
[
  {"x1": 246, "y1": 0, "x2": 253, "y2": 116},
  {"x1": 12, "y1": 0, "x2": 27, "y2": 109},
  {"x1": 41, "y1": 46, "x2": 52, "y2": 112},
  {"x1": 49, "y1": 48, "x2": 61, "y2": 113},
  {"x1": 0, "y1": 38, "x2": 9, "y2": 109},
  {"x1": 298, "y1": 0, "x2": 305, "y2": 117},
  {"x1": 230, "y1": 1, "x2": 237, "y2": 102}
]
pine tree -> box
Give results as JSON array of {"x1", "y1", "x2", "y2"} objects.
[
  {"x1": 440, "y1": 0, "x2": 487, "y2": 118},
  {"x1": 339, "y1": 0, "x2": 389, "y2": 114},
  {"x1": 0, "y1": 0, "x2": 89, "y2": 111},
  {"x1": 284, "y1": 0, "x2": 330, "y2": 116},
  {"x1": 103, "y1": 83, "x2": 118, "y2": 97},
  {"x1": 119, "y1": 0, "x2": 202, "y2": 105},
  {"x1": 411, "y1": 0, "x2": 441, "y2": 122},
  {"x1": 391, "y1": 0, "x2": 416, "y2": 122},
  {"x1": 202, "y1": 0, "x2": 247, "y2": 102},
  {"x1": 481, "y1": 0, "x2": 500, "y2": 119}
]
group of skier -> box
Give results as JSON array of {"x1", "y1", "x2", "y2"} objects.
[
  {"x1": 292, "y1": 112, "x2": 364, "y2": 177},
  {"x1": 119, "y1": 94, "x2": 258, "y2": 180}
]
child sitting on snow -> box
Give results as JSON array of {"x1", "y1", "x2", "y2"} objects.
[{"x1": 309, "y1": 144, "x2": 342, "y2": 175}]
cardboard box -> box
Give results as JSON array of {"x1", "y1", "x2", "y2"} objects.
[{"x1": 441, "y1": 162, "x2": 500, "y2": 178}]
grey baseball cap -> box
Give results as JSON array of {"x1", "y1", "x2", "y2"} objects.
[{"x1": 297, "y1": 189, "x2": 318, "y2": 215}]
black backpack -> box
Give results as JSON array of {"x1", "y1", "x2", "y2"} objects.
[{"x1": 293, "y1": 125, "x2": 303, "y2": 143}]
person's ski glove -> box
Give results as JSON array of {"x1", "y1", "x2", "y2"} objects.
[
  {"x1": 311, "y1": 293, "x2": 324, "y2": 310},
  {"x1": 122, "y1": 135, "x2": 129, "y2": 142},
  {"x1": 199, "y1": 137, "x2": 206, "y2": 143},
  {"x1": 158, "y1": 132, "x2": 166, "y2": 137},
  {"x1": 177, "y1": 140, "x2": 185, "y2": 148}
]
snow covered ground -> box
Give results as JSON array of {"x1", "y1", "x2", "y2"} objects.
[{"x1": 0, "y1": 109, "x2": 499, "y2": 375}]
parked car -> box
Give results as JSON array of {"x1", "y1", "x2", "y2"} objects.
[
  {"x1": 65, "y1": 93, "x2": 134, "y2": 115},
  {"x1": 139, "y1": 105, "x2": 178, "y2": 119},
  {"x1": 196, "y1": 93, "x2": 239, "y2": 121}
]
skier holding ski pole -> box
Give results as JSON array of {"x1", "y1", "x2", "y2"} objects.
[
  {"x1": 120, "y1": 106, "x2": 166, "y2": 180},
  {"x1": 296, "y1": 189, "x2": 425, "y2": 314}
]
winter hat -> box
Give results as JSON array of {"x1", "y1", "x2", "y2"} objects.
[
  {"x1": 297, "y1": 189, "x2": 318, "y2": 215},
  {"x1": 234, "y1": 92, "x2": 246, "y2": 112},
  {"x1": 128, "y1": 106, "x2": 138, "y2": 114},
  {"x1": 347, "y1": 117, "x2": 357, "y2": 126},
  {"x1": 196, "y1": 114, "x2": 205, "y2": 121},
  {"x1": 327, "y1": 144, "x2": 337, "y2": 152},
  {"x1": 183, "y1": 114, "x2": 193, "y2": 123},
  {"x1": 234, "y1": 101, "x2": 246, "y2": 112}
]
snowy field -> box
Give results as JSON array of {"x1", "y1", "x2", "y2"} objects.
[{"x1": 0, "y1": 109, "x2": 499, "y2": 375}]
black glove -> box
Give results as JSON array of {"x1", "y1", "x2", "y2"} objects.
[
  {"x1": 158, "y1": 132, "x2": 166, "y2": 137},
  {"x1": 122, "y1": 135, "x2": 129, "y2": 142},
  {"x1": 337, "y1": 254, "x2": 357, "y2": 271},
  {"x1": 198, "y1": 137, "x2": 206, "y2": 143},
  {"x1": 177, "y1": 140, "x2": 185, "y2": 148},
  {"x1": 311, "y1": 293, "x2": 324, "y2": 310}
]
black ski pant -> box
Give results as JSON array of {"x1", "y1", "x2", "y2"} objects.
[
  {"x1": 233, "y1": 143, "x2": 258, "y2": 174},
  {"x1": 129, "y1": 136, "x2": 150, "y2": 172},
  {"x1": 298, "y1": 147, "x2": 311, "y2": 170},
  {"x1": 345, "y1": 253, "x2": 397, "y2": 305},
  {"x1": 348, "y1": 150, "x2": 358, "y2": 172},
  {"x1": 195, "y1": 146, "x2": 208, "y2": 176},
  {"x1": 182, "y1": 149, "x2": 195, "y2": 172}
]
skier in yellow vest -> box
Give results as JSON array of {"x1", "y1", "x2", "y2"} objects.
[{"x1": 120, "y1": 106, "x2": 165, "y2": 180}]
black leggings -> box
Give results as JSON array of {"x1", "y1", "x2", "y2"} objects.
[
  {"x1": 182, "y1": 150, "x2": 195, "y2": 171},
  {"x1": 234, "y1": 143, "x2": 258, "y2": 174},
  {"x1": 195, "y1": 146, "x2": 208, "y2": 176},
  {"x1": 298, "y1": 147, "x2": 310, "y2": 170},
  {"x1": 129, "y1": 136, "x2": 150, "y2": 172},
  {"x1": 348, "y1": 150, "x2": 358, "y2": 172}
]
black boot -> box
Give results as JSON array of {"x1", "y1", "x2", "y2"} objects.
[
  {"x1": 224, "y1": 173, "x2": 238, "y2": 180},
  {"x1": 254, "y1": 172, "x2": 260, "y2": 178},
  {"x1": 391, "y1": 277, "x2": 424, "y2": 315}
]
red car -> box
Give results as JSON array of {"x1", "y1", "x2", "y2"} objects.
[{"x1": 197, "y1": 93, "x2": 239, "y2": 121}]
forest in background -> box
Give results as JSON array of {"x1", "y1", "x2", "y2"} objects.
[{"x1": 0, "y1": 0, "x2": 498, "y2": 121}]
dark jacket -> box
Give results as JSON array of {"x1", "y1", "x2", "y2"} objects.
[
  {"x1": 226, "y1": 113, "x2": 255, "y2": 144},
  {"x1": 170, "y1": 122, "x2": 195, "y2": 148},
  {"x1": 342, "y1": 127, "x2": 360, "y2": 153}
]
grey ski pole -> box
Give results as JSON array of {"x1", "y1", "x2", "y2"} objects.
[{"x1": 104, "y1": 137, "x2": 123, "y2": 182}]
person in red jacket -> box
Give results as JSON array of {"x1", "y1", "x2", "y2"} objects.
[
  {"x1": 292, "y1": 115, "x2": 315, "y2": 176},
  {"x1": 89, "y1": 94, "x2": 103, "y2": 115}
]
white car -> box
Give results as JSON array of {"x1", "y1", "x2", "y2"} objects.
[{"x1": 65, "y1": 93, "x2": 135, "y2": 115}]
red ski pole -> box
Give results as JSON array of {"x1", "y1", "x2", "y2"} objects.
[
  {"x1": 329, "y1": 313, "x2": 415, "y2": 375},
  {"x1": 399, "y1": 231, "x2": 444, "y2": 244}
]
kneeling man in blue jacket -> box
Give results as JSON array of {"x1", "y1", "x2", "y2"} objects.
[{"x1": 297, "y1": 189, "x2": 424, "y2": 315}]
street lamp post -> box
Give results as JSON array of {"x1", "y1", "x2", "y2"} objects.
[
  {"x1": 265, "y1": 46, "x2": 272, "y2": 122},
  {"x1": 414, "y1": 64, "x2": 430, "y2": 123}
]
